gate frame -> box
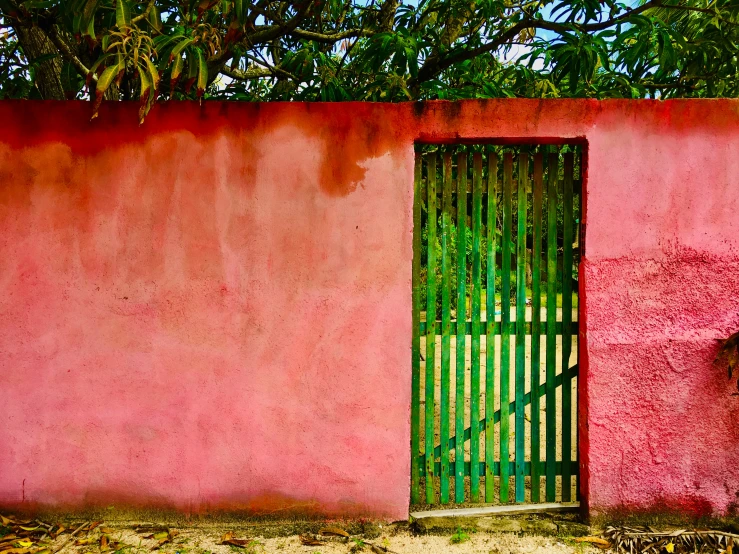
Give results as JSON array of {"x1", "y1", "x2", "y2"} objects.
[{"x1": 410, "y1": 138, "x2": 589, "y2": 517}]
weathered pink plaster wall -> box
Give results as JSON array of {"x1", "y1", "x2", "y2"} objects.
[
  {"x1": 0, "y1": 102, "x2": 415, "y2": 518},
  {"x1": 1, "y1": 99, "x2": 739, "y2": 519},
  {"x1": 580, "y1": 105, "x2": 739, "y2": 518}
]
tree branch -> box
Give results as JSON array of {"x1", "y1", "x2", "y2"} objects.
[
  {"x1": 291, "y1": 28, "x2": 373, "y2": 42},
  {"x1": 244, "y1": 52, "x2": 299, "y2": 81},
  {"x1": 46, "y1": 23, "x2": 94, "y2": 80},
  {"x1": 245, "y1": 0, "x2": 315, "y2": 42},
  {"x1": 131, "y1": 0, "x2": 155, "y2": 24},
  {"x1": 412, "y1": 0, "x2": 665, "y2": 85},
  {"x1": 412, "y1": 21, "x2": 528, "y2": 85},
  {"x1": 204, "y1": 1, "x2": 316, "y2": 81},
  {"x1": 237, "y1": 18, "x2": 298, "y2": 46},
  {"x1": 642, "y1": 81, "x2": 697, "y2": 89},
  {"x1": 220, "y1": 65, "x2": 272, "y2": 80}
]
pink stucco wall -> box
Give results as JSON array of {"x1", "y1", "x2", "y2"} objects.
[
  {"x1": 0, "y1": 102, "x2": 414, "y2": 519},
  {"x1": 1, "y1": 99, "x2": 738, "y2": 520}
]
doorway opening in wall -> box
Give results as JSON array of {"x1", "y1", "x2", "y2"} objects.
[{"x1": 410, "y1": 143, "x2": 583, "y2": 512}]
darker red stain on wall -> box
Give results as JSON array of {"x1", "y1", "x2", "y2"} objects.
[
  {"x1": 601, "y1": 494, "x2": 716, "y2": 521},
  {"x1": 296, "y1": 104, "x2": 401, "y2": 196},
  {"x1": 0, "y1": 101, "x2": 405, "y2": 198}
]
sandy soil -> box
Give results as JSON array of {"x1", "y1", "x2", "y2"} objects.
[
  {"x1": 32, "y1": 523, "x2": 600, "y2": 554},
  {"x1": 234, "y1": 531, "x2": 598, "y2": 554}
]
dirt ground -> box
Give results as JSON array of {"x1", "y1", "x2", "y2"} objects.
[
  {"x1": 213, "y1": 531, "x2": 599, "y2": 554},
  {"x1": 0, "y1": 519, "x2": 600, "y2": 554}
]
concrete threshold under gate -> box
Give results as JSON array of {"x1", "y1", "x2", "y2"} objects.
[{"x1": 410, "y1": 501, "x2": 580, "y2": 519}]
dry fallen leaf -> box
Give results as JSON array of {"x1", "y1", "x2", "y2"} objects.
[
  {"x1": 574, "y1": 536, "x2": 611, "y2": 547},
  {"x1": 149, "y1": 530, "x2": 177, "y2": 551},
  {"x1": 100, "y1": 534, "x2": 110, "y2": 552},
  {"x1": 299, "y1": 535, "x2": 323, "y2": 546},
  {"x1": 74, "y1": 538, "x2": 95, "y2": 546},
  {"x1": 222, "y1": 540, "x2": 251, "y2": 548},
  {"x1": 87, "y1": 522, "x2": 103, "y2": 532},
  {"x1": 15, "y1": 541, "x2": 32, "y2": 548},
  {"x1": 136, "y1": 527, "x2": 167, "y2": 535},
  {"x1": 219, "y1": 532, "x2": 252, "y2": 548},
  {"x1": 319, "y1": 527, "x2": 350, "y2": 538},
  {"x1": 100, "y1": 528, "x2": 115, "y2": 534}
]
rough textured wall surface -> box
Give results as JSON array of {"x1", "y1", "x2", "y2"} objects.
[
  {"x1": 582, "y1": 105, "x2": 739, "y2": 519},
  {"x1": 1, "y1": 99, "x2": 739, "y2": 520}
]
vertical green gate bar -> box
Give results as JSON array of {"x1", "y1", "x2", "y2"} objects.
[
  {"x1": 545, "y1": 151, "x2": 558, "y2": 503},
  {"x1": 470, "y1": 153, "x2": 483, "y2": 502},
  {"x1": 561, "y1": 152, "x2": 574, "y2": 503},
  {"x1": 411, "y1": 144, "x2": 581, "y2": 508},
  {"x1": 411, "y1": 155, "x2": 422, "y2": 505},
  {"x1": 425, "y1": 152, "x2": 437, "y2": 504},
  {"x1": 531, "y1": 153, "x2": 543, "y2": 503},
  {"x1": 515, "y1": 153, "x2": 528, "y2": 503},
  {"x1": 485, "y1": 152, "x2": 498, "y2": 503},
  {"x1": 455, "y1": 152, "x2": 468, "y2": 504},
  {"x1": 440, "y1": 152, "x2": 453, "y2": 503},
  {"x1": 500, "y1": 152, "x2": 513, "y2": 504}
]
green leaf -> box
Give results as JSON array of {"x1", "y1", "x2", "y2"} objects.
[
  {"x1": 82, "y1": 0, "x2": 98, "y2": 20},
  {"x1": 84, "y1": 14, "x2": 96, "y2": 39},
  {"x1": 148, "y1": 4, "x2": 162, "y2": 31},
  {"x1": 195, "y1": 48, "x2": 207, "y2": 98},
  {"x1": 87, "y1": 52, "x2": 114, "y2": 77},
  {"x1": 169, "y1": 38, "x2": 194, "y2": 62},
  {"x1": 144, "y1": 56, "x2": 160, "y2": 97},
  {"x1": 81, "y1": 0, "x2": 98, "y2": 37},
  {"x1": 115, "y1": 0, "x2": 131, "y2": 28},
  {"x1": 657, "y1": 30, "x2": 676, "y2": 68},
  {"x1": 92, "y1": 61, "x2": 122, "y2": 119},
  {"x1": 186, "y1": 49, "x2": 199, "y2": 80},
  {"x1": 234, "y1": 0, "x2": 245, "y2": 24},
  {"x1": 171, "y1": 53, "x2": 185, "y2": 82},
  {"x1": 72, "y1": 11, "x2": 83, "y2": 34},
  {"x1": 138, "y1": 64, "x2": 152, "y2": 97},
  {"x1": 137, "y1": 65, "x2": 152, "y2": 122}
]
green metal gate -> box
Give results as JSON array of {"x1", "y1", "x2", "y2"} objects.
[{"x1": 411, "y1": 144, "x2": 582, "y2": 507}]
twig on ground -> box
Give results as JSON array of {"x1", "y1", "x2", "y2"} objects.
[{"x1": 53, "y1": 521, "x2": 90, "y2": 554}]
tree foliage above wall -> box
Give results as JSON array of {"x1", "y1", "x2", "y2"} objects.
[{"x1": 1, "y1": 0, "x2": 738, "y2": 119}]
